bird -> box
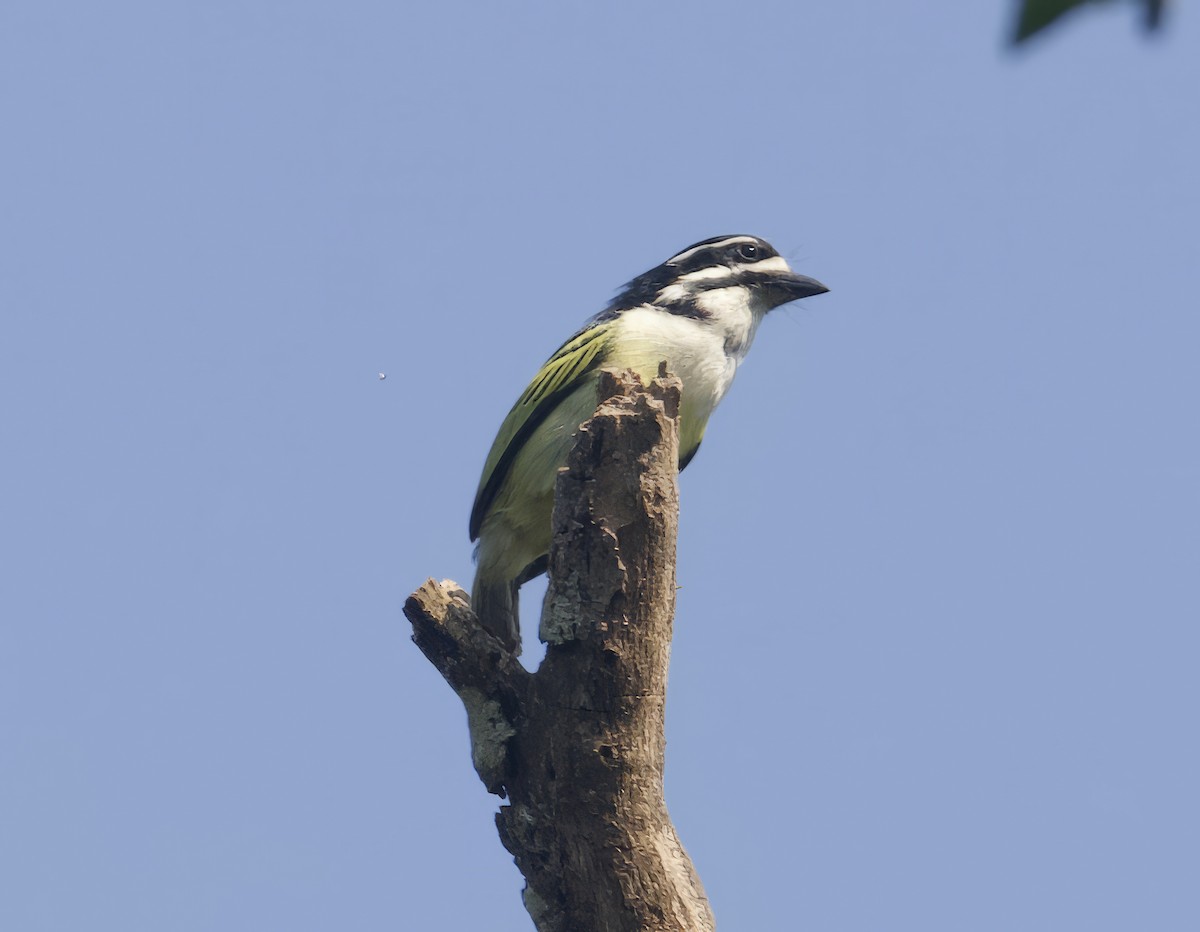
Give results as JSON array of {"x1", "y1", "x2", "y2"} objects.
[{"x1": 469, "y1": 234, "x2": 828, "y2": 652}]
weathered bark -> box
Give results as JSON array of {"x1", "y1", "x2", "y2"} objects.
[{"x1": 405, "y1": 367, "x2": 714, "y2": 932}]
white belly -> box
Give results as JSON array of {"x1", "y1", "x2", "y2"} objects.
[{"x1": 611, "y1": 300, "x2": 761, "y2": 448}]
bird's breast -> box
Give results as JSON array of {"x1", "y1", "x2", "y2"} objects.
[{"x1": 610, "y1": 303, "x2": 759, "y2": 447}]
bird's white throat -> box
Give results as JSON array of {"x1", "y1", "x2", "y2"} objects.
[{"x1": 610, "y1": 285, "x2": 765, "y2": 441}]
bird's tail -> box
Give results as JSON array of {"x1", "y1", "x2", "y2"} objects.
[{"x1": 470, "y1": 571, "x2": 521, "y2": 655}]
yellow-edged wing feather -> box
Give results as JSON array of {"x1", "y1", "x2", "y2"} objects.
[{"x1": 469, "y1": 324, "x2": 612, "y2": 540}]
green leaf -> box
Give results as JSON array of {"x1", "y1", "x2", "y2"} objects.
[{"x1": 1012, "y1": 0, "x2": 1114, "y2": 43}]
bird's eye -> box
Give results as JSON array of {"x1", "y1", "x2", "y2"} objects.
[{"x1": 736, "y1": 243, "x2": 759, "y2": 261}]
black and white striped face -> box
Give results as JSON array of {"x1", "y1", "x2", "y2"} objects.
[{"x1": 607, "y1": 234, "x2": 828, "y2": 318}]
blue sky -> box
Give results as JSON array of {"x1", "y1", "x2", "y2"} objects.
[{"x1": 3, "y1": 2, "x2": 1198, "y2": 930}]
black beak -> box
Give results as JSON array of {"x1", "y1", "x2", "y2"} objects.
[{"x1": 764, "y1": 271, "x2": 829, "y2": 308}]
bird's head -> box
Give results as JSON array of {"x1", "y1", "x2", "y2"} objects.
[{"x1": 607, "y1": 234, "x2": 828, "y2": 320}]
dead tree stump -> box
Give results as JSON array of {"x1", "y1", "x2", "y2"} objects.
[{"x1": 404, "y1": 367, "x2": 714, "y2": 932}]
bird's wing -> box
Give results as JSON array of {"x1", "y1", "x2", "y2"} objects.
[{"x1": 469, "y1": 324, "x2": 612, "y2": 540}]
